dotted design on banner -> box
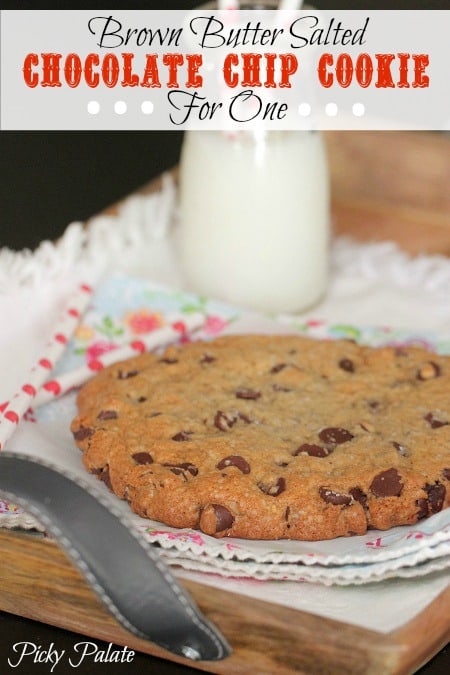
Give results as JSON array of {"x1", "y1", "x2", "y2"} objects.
[
  {"x1": 114, "y1": 101, "x2": 127, "y2": 115},
  {"x1": 141, "y1": 101, "x2": 154, "y2": 115},
  {"x1": 298, "y1": 103, "x2": 311, "y2": 117},
  {"x1": 84, "y1": 101, "x2": 368, "y2": 118},
  {"x1": 87, "y1": 101, "x2": 100, "y2": 115},
  {"x1": 353, "y1": 103, "x2": 365, "y2": 117},
  {"x1": 325, "y1": 102, "x2": 338, "y2": 117}
]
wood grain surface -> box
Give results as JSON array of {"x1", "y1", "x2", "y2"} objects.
[
  {"x1": 0, "y1": 530, "x2": 449, "y2": 675},
  {"x1": 325, "y1": 131, "x2": 450, "y2": 256}
]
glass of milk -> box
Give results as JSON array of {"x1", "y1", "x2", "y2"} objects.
[
  {"x1": 177, "y1": 3, "x2": 330, "y2": 314},
  {"x1": 178, "y1": 129, "x2": 330, "y2": 314}
]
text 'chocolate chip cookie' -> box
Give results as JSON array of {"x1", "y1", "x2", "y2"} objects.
[{"x1": 71, "y1": 334, "x2": 450, "y2": 541}]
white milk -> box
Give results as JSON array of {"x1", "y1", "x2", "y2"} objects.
[{"x1": 177, "y1": 130, "x2": 330, "y2": 313}]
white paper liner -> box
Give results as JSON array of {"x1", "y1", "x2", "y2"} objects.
[{"x1": 158, "y1": 548, "x2": 450, "y2": 586}]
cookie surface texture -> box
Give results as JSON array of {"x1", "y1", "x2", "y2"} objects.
[{"x1": 71, "y1": 334, "x2": 450, "y2": 541}]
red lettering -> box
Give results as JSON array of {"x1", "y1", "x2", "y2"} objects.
[
  {"x1": 355, "y1": 53, "x2": 373, "y2": 88},
  {"x1": 318, "y1": 52, "x2": 428, "y2": 89},
  {"x1": 412, "y1": 54, "x2": 429, "y2": 88},
  {"x1": 223, "y1": 53, "x2": 296, "y2": 88},
  {"x1": 185, "y1": 54, "x2": 203, "y2": 88},
  {"x1": 85, "y1": 54, "x2": 100, "y2": 88},
  {"x1": 278, "y1": 53, "x2": 297, "y2": 88},
  {"x1": 317, "y1": 53, "x2": 334, "y2": 88},
  {"x1": 397, "y1": 53, "x2": 410, "y2": 88},
  {"x1": 223, "y1": 53, "x2": 239, "y2": 88},
  {"x1": 241, "y1": 53, "x2": 262, "y2": 87},
  {"x1": 64, "y1": 53, "x2": 82, "y2": 88},
  {"x1": 101, "y1": 54, "x2": 119, "y2": 87},
  {"x1": 141, "y1": 54, "x2": 161, "y2": 88},
  {"x1": 335, "y1": 53, "x2": 353, "y2": 88},
  {"x1": 23, "y1": 53, "x2": 39, "y2": 88},
  {"x1": 264, "y1": 53, "x2": 277, "y2": 88},
  {"x1": 41, "y1": 53, "x2": 62, "y2": 87},
  {"x1": 121, "y1": 53, "x2": 139, "y2": 87},
  {"x1": 375, "y1": 53, "x2": 395, "y2": 88},
  {"x1": 162, "y1": 53, "x2": 184, "y2": 88}
]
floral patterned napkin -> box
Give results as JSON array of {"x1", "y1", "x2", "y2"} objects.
[{"x1": 2, "y1": 274, "x2": 450, "y2": 586}]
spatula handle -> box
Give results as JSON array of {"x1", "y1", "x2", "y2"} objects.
[{"x1": 0, "y1": 452, "x2": 231, "y2": 663}]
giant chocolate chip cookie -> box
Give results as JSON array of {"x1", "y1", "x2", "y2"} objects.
[{"x1": 71, "y1": 334, "x2": 450, "y2": 540}]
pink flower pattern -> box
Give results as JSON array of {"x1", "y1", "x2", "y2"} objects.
[
  {"x1": 204, "y1": 315, "x2": 229, "y2": 335},
  {"x1": 123, "y1": 309, "x2": 163, "y2": 335},
  {"x1": 147, "y1": 530, "x2": 206, "y2": 546},
  {"x1": 0, "y1": 499, "x2": 21, "y2": 514},
  {"x1": 85, "y1": 340, "x2": 117, "y2": 363}
]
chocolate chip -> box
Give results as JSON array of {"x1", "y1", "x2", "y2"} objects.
[
  {"x1": 214, "y1": 410, "x2": 252, "y2": 429},
  {"x1": 284, "y1": 506, "x2": 291, "y2": 527},
  {"x1": 235, "y1": 387, "x2": 261, "y2": 400},
  {"x1": 370, "y1": 468, "x2": 403, "y2": 497},
  {"x1": 318, "y1": 427, "x2": 354, "y2": 445},
  {"x1": 319, "y1": 487, "x2": 352, "y2": 506},
  {"x1": 392, "y1": 441, "x2": 408, "y2": 457},
  {"x1": 424, "y1": 412, "x2": 449, "y2": 429},
  {"x1": 368, "y1": 400, "x2": 380, "y2": 410},
  {"x1": 101, "y1": 468, "x2": 113, "y2": 490},
  {"x1": 270, "y1": 363, "x2": 288, "y2": 373},
  {"x1": 216, "y1": 455, "x2": 250, "y2": 474},
  {"x1": 416, "y1": 498, "x2": 429, "y2": 519},
  {"x1": 164, "y1": 462, "x2": 198, "y2": 478},
  {"x1": 132, "y1": 452, "x2": 153, "y2": 465},
  {"x1": 200, "y1": 353, "x2": 216, "y2": 364},
  {"x1": 137, "y1": 396, "x2": 147, "y2": 403},
  {"x1": 425, "y1": 482, "x2": 446, "y2": 513},
  {"x1": 97, "y1": 410, "x2": 118, "y2": 420},
  {"x1": 117, "y1": 369, "x2": 139, "y2": 379},
  {"x1": 339, "y1": 358, "x2": 355, "y2": 373},
  {"x1": 349, "y1": 487, "x2": 367, "y2": 508},
  {"x1": 180, "y1": 462, "x2": 198, "y2": 476},
  {"x1": 214, "y1": 410, "x2": 237, "y2": 431},
  {"x1": 294, "y1": 443, "x2": 328, "y2": 458},
  {"x1": 93, "y1": 466, "x2": 112, "y2": 491},
  {"x1": 199, "y1": 504, "x2": 234, "y2": 534},
  {"x1": 417, "y1": 361, "x2": 441, "y2": 381},
  {"x1": 158, "y1": 357, "x2": 178, "y2": 364},
  {"x1": 443, "y1": 469, "x2": 450, "y2": 481},
  {"x1": 258, "y1": 477, "x2": 286, "y2": 497},
  {"x1": 272, "y1": 384, "x2": 292, "y2": 392},
  {"x1": 73, "y1": 426, "x2": 94, "y2": 441},
  {"x1": 172, "y1": 431, "x2": 192, "y2": 441}
]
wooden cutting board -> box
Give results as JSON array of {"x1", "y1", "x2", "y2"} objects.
[
  {"x1": 0, "y1": 530, "x2": 449, "y2": 675},
  {"x1": 1, "y1": 131, "x2": 449, "y2": 674}
]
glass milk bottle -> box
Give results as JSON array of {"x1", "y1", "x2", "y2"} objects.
[{"x1": 177, "y1": 128, "x2": 330, "y2": 314}]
